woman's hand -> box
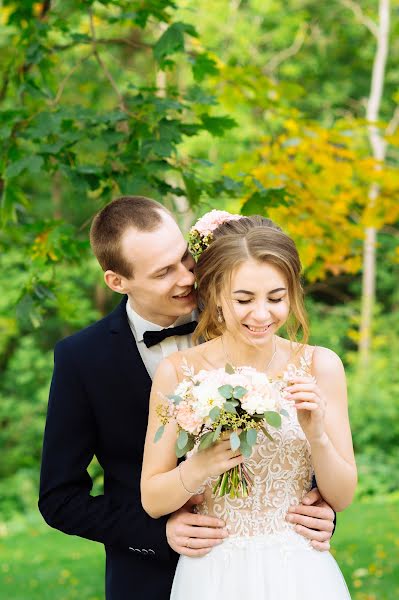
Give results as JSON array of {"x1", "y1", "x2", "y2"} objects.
[
  {"x1": 284, "y1": 376, "x2": 327, "y2": 445},
  {"x1": 187, "y1": 433, "x2": 244, "y2": 484}
]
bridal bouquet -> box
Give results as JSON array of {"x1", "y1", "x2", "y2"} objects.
[{"x1": 155, "y1": 362, "x2": 287, "y2": 498}]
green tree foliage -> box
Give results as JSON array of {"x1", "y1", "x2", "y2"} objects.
[{"x1": 0, "y1": 0, "x2": 398, "y2": 523}]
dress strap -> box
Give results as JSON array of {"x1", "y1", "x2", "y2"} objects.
[{"x1": 299, "y1": 345, "x2": 316, "y2": 376}]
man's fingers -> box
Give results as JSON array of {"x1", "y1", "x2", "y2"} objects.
[
  {"x1": 301, "y1": 487, "x2": 322, "y2": 505},
  {"x1": 179, "y1": 525, "x2": 228, "y2": 540},
  {"x1": 294, "y1": 524, "x2": 332, "y2": 543},
  {"x1": 287, "y1": 503, "x2": 334, "y2": 521},
  {"x1": 177, "y1": 546, "x2": 213, "y2": 558},
  {"x1": 180, "y1": 537, "x2": 224, "y2": 550},
  {"x1": 180, "y1": 512, "x2": 225, "y2": 528},
  {"x1": 311, "y1": 540, "x2": 331, "y2": 552},
  {"x1": 287, "y1": 513, "x2": 334, "y2": 533}
]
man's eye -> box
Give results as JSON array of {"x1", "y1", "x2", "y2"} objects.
[{"x1": 156, "y1": 269, "x2": 169, "y2": 278}]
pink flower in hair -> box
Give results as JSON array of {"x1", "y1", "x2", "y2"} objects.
[
  {"x1": 193, "y1": 210, "x2": 241, "y2": 236},
  {"x1": 188, "y1": 209, "x2": 242, "y2": 260}
]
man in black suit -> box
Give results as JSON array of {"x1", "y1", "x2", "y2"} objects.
[{"x1": 39, "y1": 196, "x2": 336, "y2": 600}]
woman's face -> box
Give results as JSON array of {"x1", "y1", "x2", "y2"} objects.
[{"x1": 220, "y1": 258, "x2": 290, "y2": 345}]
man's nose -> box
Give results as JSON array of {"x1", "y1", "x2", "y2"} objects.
[{"x1": 177, "y1": 263, "x2": 195, "y2": 287}]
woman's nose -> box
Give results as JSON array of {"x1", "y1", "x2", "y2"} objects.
[{"x1": 252, "y1": 302, "x2": 270, "y2": 322}]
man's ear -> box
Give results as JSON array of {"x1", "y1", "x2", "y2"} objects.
[{"x1": 104, "y1": 270, "x2": 127, "y2": 294}]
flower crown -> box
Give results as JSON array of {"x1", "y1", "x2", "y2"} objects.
[{"x1": 188, "y1": 209, "x2": 242, "y2": 261}]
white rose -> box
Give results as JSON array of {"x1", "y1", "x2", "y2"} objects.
[{"x1": 192, "y1": 381, "x2": 225, "y2": 419}]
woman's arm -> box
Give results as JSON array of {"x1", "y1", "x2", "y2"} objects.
[
  {"x1": 141, "y1": 357, "x2": 243, "y2": 519},
  {"x1": 285, "y1": 347, "x2": 357, "y2": 512}
]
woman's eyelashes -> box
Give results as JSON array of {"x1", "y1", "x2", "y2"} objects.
[{"x1": 235, "y1": 297, "x2": 284, "y2": 304}]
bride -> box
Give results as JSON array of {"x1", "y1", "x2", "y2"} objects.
[{"x1": 141, "y1": 215, "x2": 356, "y2": 599}]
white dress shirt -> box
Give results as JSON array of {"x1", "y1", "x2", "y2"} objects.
[{"x1": 126, "y1": 300, "x2": 197, "y2": 379}]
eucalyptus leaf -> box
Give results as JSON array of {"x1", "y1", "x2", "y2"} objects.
[
  {"x1": 175, "y1": 435, "x2": 195, "y2": 458},
  {"x1": 198, "y1": 431, "x2": 215, "y2": 451},
  {"x1": 230, "y1": 431, "x2": 240, "y2": 452},
  {"x1": 213, "y1": 425, "x2": 222, "y2": 442},
  {"x1": 154, "y1": 425, "x2": 165, "y2": 443},
  {"x1": 177, "y1": 430, "x2": 189, "y2": 450},
  {"x1": 240, "y1": 441, "x2": 252, "y2": 458},
  {"x1": 246, "y1": 428, "x2": 258, "y2": 447},
  {"x1": 264, "y1": 411, "x2": 282, "y2": 428},
  {"x1": 224, "y1": 401, "x2": 237, "y2": 414},
  {"x1": 218, "y1": 384, "x2": 234, "y2": 399},
  {"x1": 225, "y1": 363, "x2": 235, "y2": 374},
  {"x1": 280, "y1": 408, "x2": 289, "y2": 418},
  {"x1": 209, "y1": 406, "x2": 221, "y2": 422},
  {"x1": 167, "y1": 394, "x2": 183, "y2": 405},
  {"x1": 233, "y1": 386, "x2": 247, "y2": 399}
]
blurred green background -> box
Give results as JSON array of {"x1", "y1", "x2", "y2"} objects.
[{"x1": 1, "y1": 1, "x2": 398, "y2": 598}]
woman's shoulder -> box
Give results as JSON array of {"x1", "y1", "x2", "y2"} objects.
[
  {"x1": 164, "y1": 340, "x2": 218, "y2": 373},
  {"x1": 312, "y1": 345, "x2": 345, "y2": 376}
]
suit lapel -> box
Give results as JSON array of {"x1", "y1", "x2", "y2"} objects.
[{"x1": 108, "y1": 297, "x2": 152, "y2": 404}]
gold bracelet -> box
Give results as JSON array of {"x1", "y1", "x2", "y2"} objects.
[{"x1": 178, "y1": 462, "x2": 197, "y2": 495}]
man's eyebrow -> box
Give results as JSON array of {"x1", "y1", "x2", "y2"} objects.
[
  {"x1": 232, "y1": 287, "x2": 286, "y2": 295},
  {"x1": 150, "y1": 245, "x2": 189, "y2": 275}
]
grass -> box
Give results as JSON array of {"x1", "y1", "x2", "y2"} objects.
[{"x1": 1, "y1": 497, "x2": 398, "y2": 599}]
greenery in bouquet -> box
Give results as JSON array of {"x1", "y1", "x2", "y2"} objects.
[{"x1": 155, "y1": 361, "x2": 288, "y2": 498}]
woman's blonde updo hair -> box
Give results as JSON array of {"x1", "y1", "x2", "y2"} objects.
[{"x1": 193, "y1": 215, "x2": 309, "y2": 345}]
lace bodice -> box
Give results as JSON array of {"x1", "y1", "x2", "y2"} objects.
[{"x1": 171, "y1": 346, "x2": 315, "y2": 539}]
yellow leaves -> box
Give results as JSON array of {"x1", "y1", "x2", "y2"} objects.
[
  {"x1": 233, "y1": 117, "x2": 399, "y2": 280},
  {"x1": 31, "y1": 231, "x2": 59, "y2": 262},
  {"x1": 1, "y1": 6, "x2": 14, "y2": 25},
  {"x1": 343, "y1": 256, "x2": 362, "y2": 274}
]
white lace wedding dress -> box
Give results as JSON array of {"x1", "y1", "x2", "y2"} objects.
[{"x1": 169, "y1": 348, "x2": 351, "y2": 599}]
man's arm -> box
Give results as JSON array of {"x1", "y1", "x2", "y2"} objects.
[
  {"x1": 285, "y1": 487, "x2": 336, "y2": 551},
  {"x1": 38, "y1": 340, "x2": 171, "y2": 559}
]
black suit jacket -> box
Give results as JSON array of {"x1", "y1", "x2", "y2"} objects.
[{"x1": 39, "y1": 297, "x2": 178, "y2": 600}]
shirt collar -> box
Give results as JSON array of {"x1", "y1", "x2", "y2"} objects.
[{"x1": 126, "y1": 299, "x2": 198, "y2": 343}]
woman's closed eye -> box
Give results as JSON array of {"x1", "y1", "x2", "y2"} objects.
[{"x1": 235, "y1": 297, "x2": 284, "y2": 304}]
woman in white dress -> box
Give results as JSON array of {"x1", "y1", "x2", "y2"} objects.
[{"x1": 141, "y1": 215, "x2": 356, "y2": 599}]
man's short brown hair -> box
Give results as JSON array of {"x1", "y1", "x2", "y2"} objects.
[{"x1": 90, "y1": 195, "x2": 169, "y2": 278}]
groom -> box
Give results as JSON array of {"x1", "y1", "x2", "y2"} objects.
[{"x1": 39, "y1": 195, "x2": 335, "y2": 600}]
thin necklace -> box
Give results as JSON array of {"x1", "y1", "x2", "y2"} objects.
[{"x1": 221, "y1": 334, "x2": 277, "y2": 373}]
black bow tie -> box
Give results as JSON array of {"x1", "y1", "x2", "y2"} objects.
[{"x1": 143, "y1": 321, "x2": 198, "y2": 348}]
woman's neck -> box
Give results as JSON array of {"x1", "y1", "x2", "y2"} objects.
[{"x1": 220, "y1": 332, "x2": 277, "y2": 372}]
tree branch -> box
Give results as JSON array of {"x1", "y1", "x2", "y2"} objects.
[
  {"x1": 51, "y1": 52, "x2": 94, "y2": 105},
  {"x1": 264, "y1": 24, "x2": 308, "y2": 75},
  {"x1": 53, "y1": 36, "x2": 152, "y2": 53},
  {"x1": 40, "y1": 0, "x2": 51, "y2": 19},
  {"x1": 340, "y1": 0, "x2": 378, "y2": 38},
  {"x1": 88, "y1": 9, "x2": 128, "y2": 112}
]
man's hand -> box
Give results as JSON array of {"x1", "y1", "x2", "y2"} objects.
[
  {"x1": 166, "y1": 494, "x2": 228, "y2": 557},
  {"x1": 285, "y1": 487, "x2": 335, "y2": 551}
]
